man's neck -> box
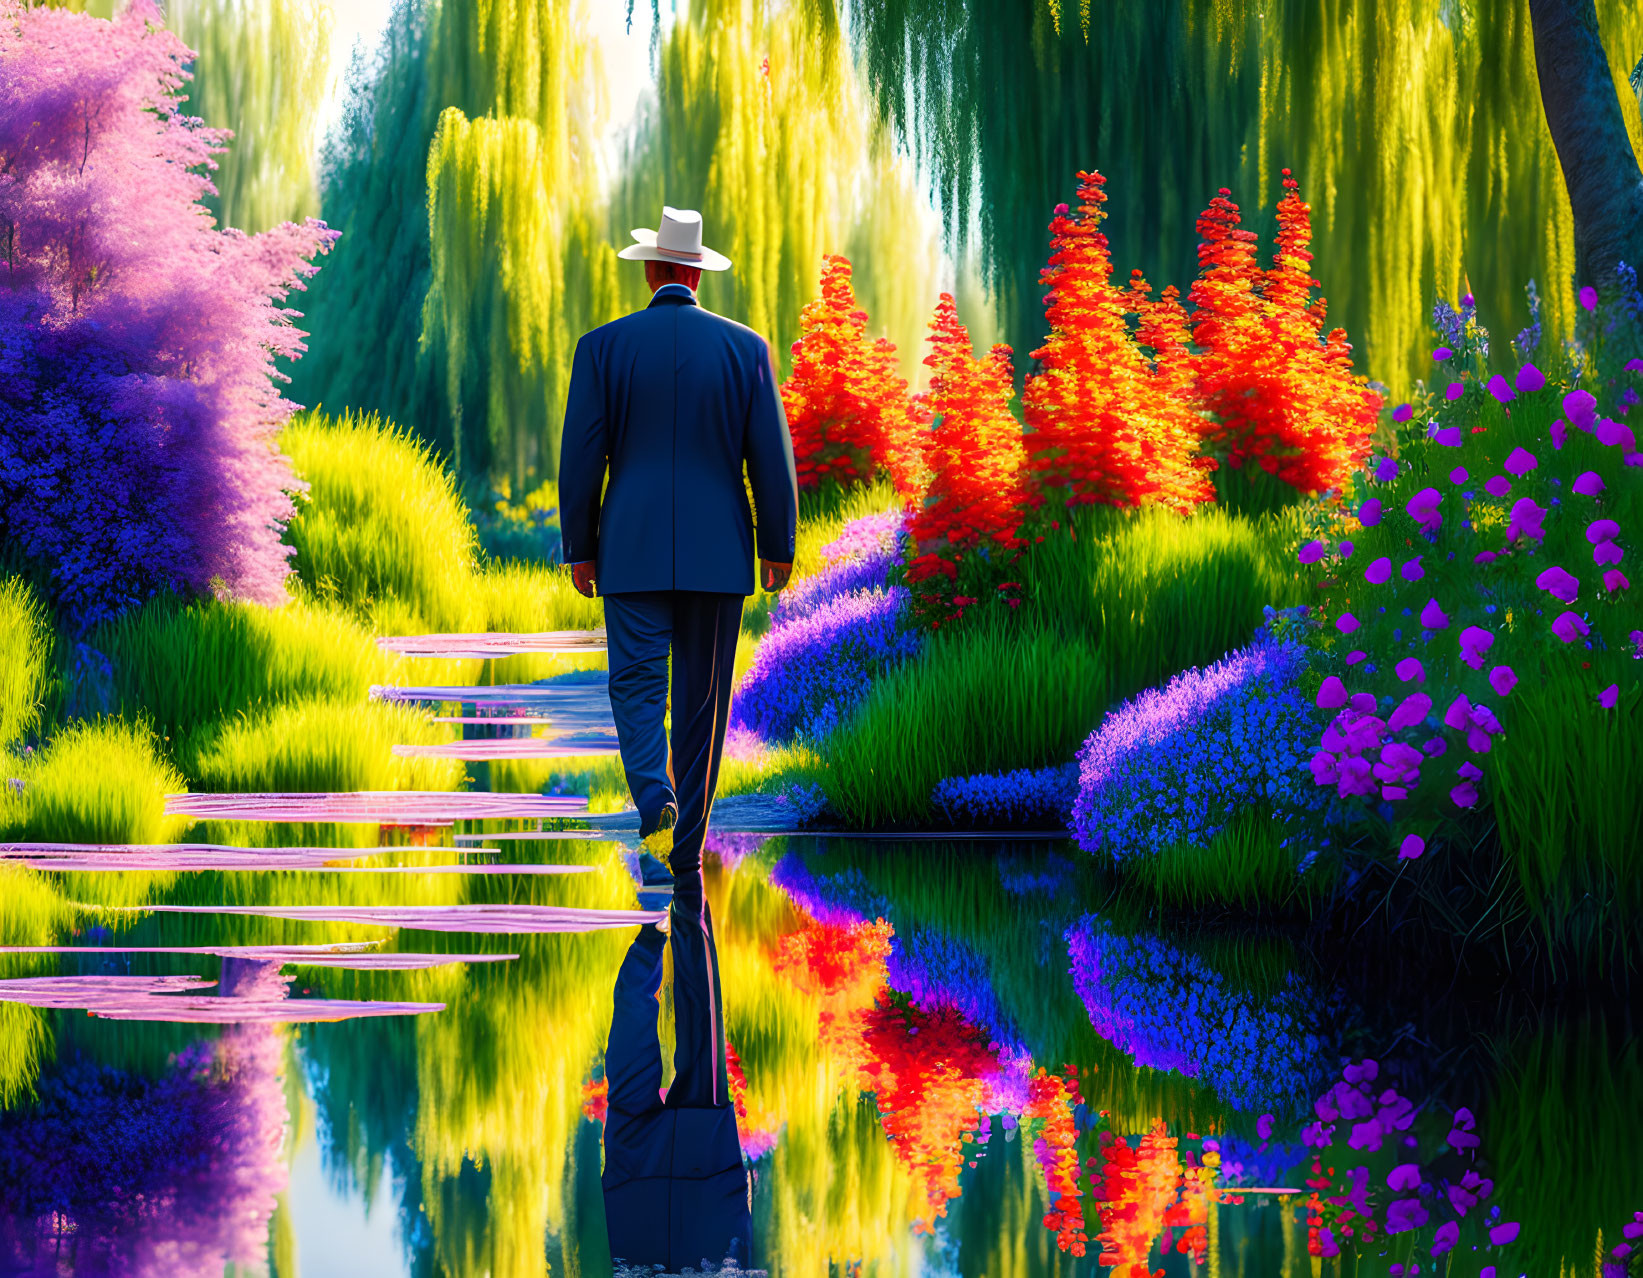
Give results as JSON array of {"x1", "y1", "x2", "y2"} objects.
[{"x1": 652, "y1": 281, "x2": 695, "y2": 297}]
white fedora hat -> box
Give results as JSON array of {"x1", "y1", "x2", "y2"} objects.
[{"x1": 618, "y1": 205, "x2": 732, "y2": 271}]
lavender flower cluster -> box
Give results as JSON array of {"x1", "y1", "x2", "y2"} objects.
[
  {"x1": 732, "y1": 511, "x2": 919, "y2": 746},
  {"x1": 1064, "y1": 914, "x2": 1334, "y2": 1118},
  {"x1": 731, "y1": 585, "x2": 919, "y2": 744},
  {"x1": 930, "y1": 762, "x2": 1078, "y2": 828},
  {"x1": 887, "y1": 929, "x2": 1026, "y2": 1058},
  {"x1": 1069, "y1": 635, "x2": 1329, "y2": 860},
  {"x1": 768, "y1": 853, "x2": 893, "y2": 926}
]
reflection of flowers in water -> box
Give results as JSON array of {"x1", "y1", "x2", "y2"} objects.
[
  {"x1": 1064, "y1": 914, "x2": 1332, "y2": 1117},
  {"x1": 1089, "y1": 1121, "x2": 1219, "y2": 1276},
  {"x1": 0, "y1": 1000, "x2": 288, "y2": 1275}
]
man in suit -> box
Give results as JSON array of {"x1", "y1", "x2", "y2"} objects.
[
  {"x1": 561, "y1": 205, "x2": 794, "y2": 1271},
  {"x1": 559, "y1": 205, "x2": 799, "y2": 863}
]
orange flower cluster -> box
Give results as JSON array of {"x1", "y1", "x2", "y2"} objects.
[
  {"x1": 1180, "y1": 171, "x2": 1381, "y2": 493},
  {"x1": 857, "y1": 999, "x2": 998, "y2": 1232},
  {"x1": 1022, "y1": 1066, "x2": 1091, "y2": 1254},
  {"x1": 1022, "y1": 172, "x2": 1215, "y2": 516},
  {"x1": 1088, "y1": 1121, "x2": 1190, "y2": 1277},
  {"x1": 903, "y1": 293, "x2": 1033, "y2": 627},
  {"x1": 580, "y1": 1076, "x2": 609, "y2": 1125},
  {"x1": 774, "y1": 916, "x2": 893, "y2": 1066},
  {"x1": 781, "y1": 255, "x2": 930, "y2": 499}
]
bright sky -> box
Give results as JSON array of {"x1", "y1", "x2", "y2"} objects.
[{"x1": 312, "y1": 0, "x2": 673, "y2": 189}]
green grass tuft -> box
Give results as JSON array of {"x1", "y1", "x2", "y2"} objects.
[
  {"x1": 1117, "y1": 810, "x2": 1335, "y2": 914},
  {"x1": 820, "y1": 613, "x2": 1107, "y2": 827},
  {"x1": 0, "y1": 718, "x2": 190, "y2": 845},
  {"x1": 282, "y1": 409, "x2": 480, "y2": 632},
  {"x1": 0, "y1": 576, "x2": 50, "y2": 748}
]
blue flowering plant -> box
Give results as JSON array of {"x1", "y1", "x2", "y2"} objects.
[
  {"x1": 929, "y1": 761, "x2": 1077, "y2": 829},
  {"x1": 1069, "y1": 628, "x2": 1332, "y2": 871}
]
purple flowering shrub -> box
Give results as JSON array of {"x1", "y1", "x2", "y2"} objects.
[
  {"x1": 930, "y1": 761, "x2": 1077, "y2": 828},
  {"x1": 1064, "y1": 913, "x2": 1334, "y2": 1117},
  {"x1": 0, "y1": 2, "x2": 337, "y2": 626},
  {"x1": 732, "y1": 510, "x2": 921, "y2": 745},
  {"x1": 1069, "y1": 632, "x2": 1330, "y2": 860},
  {"x1": 1299, "y1": 285, "x2": 1641, "y2": 865}
]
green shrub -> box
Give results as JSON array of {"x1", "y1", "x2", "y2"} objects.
[
  {"x1": 820, "y1": 614, "x2": 1107, "y2": 827},
  {"x1": 187, "y1": 699, "x2": 467, "y2": 794},
  {"x1": 1020, "y1": 502, "x2": 1306, "y2": 697},
  {"x1": 0, "y1": 576, "x2": 50, "y2": 748},
  {"x1": 282, "y1": 409, "x2": 480, "y2": 632},
  {"x1": 94, "y1": 594, "x2": 396, "y2": 747},
  {"x1": 0, "y1": 718, "x2": 189, "y2": 845},
  {"x1": 0, "y1": 1001, "x2": 49, "y2": 1106}
]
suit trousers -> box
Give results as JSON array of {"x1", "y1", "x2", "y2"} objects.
[{"x1": 602, "y1": 590, "x2": 744, "y2": 876}]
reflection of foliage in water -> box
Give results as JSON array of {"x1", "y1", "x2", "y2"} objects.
[{"x1": 0, "y1": 1024, "x2": 287, "y2": 1276}]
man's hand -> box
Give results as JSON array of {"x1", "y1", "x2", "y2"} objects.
[
  {"x1": 760, "y1": 559, "x2": 792, "y2": 592},
  {"x1": 571, "y1": 560, "x2": 597, "y2": 598}
]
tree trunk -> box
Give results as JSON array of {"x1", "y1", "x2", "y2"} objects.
[{"x1": 1528, "y1": 0, "x2": 1643, "y2": 290}]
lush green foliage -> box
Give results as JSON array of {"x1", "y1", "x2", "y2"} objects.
[
  {"x1": 0, "y1": 577, "x2": 49, "y2": 748},
  {"x1": 0, "y1": 718, "x2": 189, "y2": 846}
]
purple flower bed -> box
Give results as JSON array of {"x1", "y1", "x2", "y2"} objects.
[
  {"x1": 1069, "y1": 634, "x2": 1329, "y2": 860},
  {"x1": 771, "y1": 511, "x2": 909, "y2": 627},
  {"x1": 930, "y1": 762, "x2": 1078, "y2": 828},
  {"x1": 730, "y1": 585, "x2": 921, "y2": 744},
  {"x1": 1064, "y1": 913, "x2": 1334, "y2": 1117}
]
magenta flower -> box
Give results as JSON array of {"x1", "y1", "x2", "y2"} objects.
[
  {"x1": 1486, "y1": 373, "x2": 1515, "y2": 403},
  {"x1": 1587, "y1": 518, "x2": 1621, "y2": 543},
  {"x1": 1392, "y1": 403, "x2": 1413, "y2": 422},
  {"x1": 1365, "y1": 557, "x2": 1391, "y2": 585},
  {"x1": 1484, "y1": 474, "x2": 1512, "y2": 498},
  {"x1": 1503, "y1": 446, "x2": 1537, "y2": 475},
  {"x1": 1579, "y1": 285, "x2": 1598, "y2": 311},
  {"x1": 1337, "y1": 611, "x2": 1361, "y2": 634},
  {"x1": 1445, "y1": 382, "x2": 1464, "y2": 402},
  {"x1": 1600, "y1": 684, "x2": 1619, "y2": 709},
  {"x1": 1595, "y1": 540, "x2": 1624, "y2": 567},
  {"x1": 1396, "y1": 657, "x2": 1426, "y2": 683},
  {"x1": 1433, "y1": 346, "x2": 1453, "y2": 361},
  {"x1": 1536, "y1": 564, "x2": 1579, "y2": 602},
  {"x1": 1629, "y1": 358, "x2": 1643, "y2": 373},
  {"x1": 1398, "y1": 834, "x2": 1425, "y2": 860},
  {"x1": 1359, "y1": 497, "x2": 1383, "y2": 526},
  {"x1": 1458, "y1": 761, "x2": 1483, "y2": 782},
  {"x1": 1458, "y1": 625, "x2": 1494, "y2": 668},
  {"x1": 1299, "y1": 539, "x2": 1326, "y2": 564},
  {"x1": 1420, "y1": 598, "x2": 1449, "y2": 629},
  {"x1": 1597, "y1": 417, "x2": 1637, "y2": 450},
  {"x1": 1507, "y1": 497, "x2": 1547, "y2": 541},
  {"x1": 1401, "y1": 555, "x2": 1425, "y2": 581},
  {"x1": 1488, "y1": 665, "x2": 1518, "y2": 697},
  {"x1": 1563, "y1": 390, "x2": 1597, "y2": 430},
  {"x1": 1465, "y1": 702, "x2": 1503, "y2": 753},
  {"x1": 1475, "y1": 550, "x2": 1498, "y2": 565},
  {"x1": 1551, "y1": 418, "x2": 1569, "y2": 449},
  {"x1": 1451, "y1": 779, "x2": 1479, "y2": 808},
  {"x1": 1443, "y1": 695, "x2": 1472, "y2": 731},
  {"x1": 1434, "y1": 425, "x2": 1463, "y2": 446},
  {"x1": 1572, "y1": 470, "x2": 1605, "y2": 496},
  {"x1": 1388, "y1": 692, "x2": 1433, "y2": 731},
  {"x1": 1514, "y1": 363, "x2": 1546, "y2": 393},
  {"x1": 1387, "y1": 1163, "x2": 1422, "y2": 1191},
  {"x1": 1316, "y1": 676, "x2": 1348, "y2": 709},
  {"x1": 1604, "y1": 568, "x2": 1630, "y2": 592},
  {"x1": 1339, "y1": 540, "x2": 1355, "y2": 558},
  {"x1": 1375, "y1": 456, "x2": 1400, "y2": 482},
  {"x1": 1345, "y1": 649, "x2": 1368, "y2": 664},
  {"x1": 1552, "y1": 611, "x2": 1590, "y2": 643},
  {"x1": 1349, "y1": 691, "x2": 1379, "y2": 715},
  {"x1": 1490, "y1": 1222, "x2": 1521, "y2": 1246},
  {"x1": 1450, "y1": 466, "x2": 1469, "y2": 484}
]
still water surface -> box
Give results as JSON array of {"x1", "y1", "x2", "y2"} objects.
[{"x1": 0, "y1": 833, "x2": 1635, "y2": 1276}]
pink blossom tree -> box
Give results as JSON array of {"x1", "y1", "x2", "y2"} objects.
[{"x1": 0, "y1": 0, "x2": 337, "y2": 624}]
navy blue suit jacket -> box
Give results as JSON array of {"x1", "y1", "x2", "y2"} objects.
[{"x1": 558, "y1": 283, "x2": 800, "y2": 595}]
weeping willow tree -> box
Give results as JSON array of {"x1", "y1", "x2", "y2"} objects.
[
  {"x1": 45, "y1": 0, "x2": 332, "y2": 232},
  {"x1": 611, "y1": 0, "x2": 945, "y2": 386},
  {"x1": 836, "y1": 0, "x2": 1643, "y2": 388}
]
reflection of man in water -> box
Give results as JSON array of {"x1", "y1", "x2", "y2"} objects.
[{"x1": 601, "y1": 844, "x2": 754, "y2": 1271}]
